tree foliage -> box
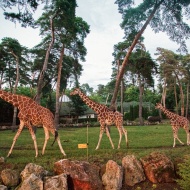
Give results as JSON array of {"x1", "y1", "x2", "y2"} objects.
[
  {"x1": 111, "y1": 0, "x2": 190, "y2": 108},
  {"x1": 116, "y1": 0, "x2": 190, "y2": 52},
  {"x1": 0, "y1": 37, "x2": 31, "y2": 89},
  {"x1": 1, "y1": 0, "x2": 40, "y2": 27},
  {"x1": 156, "y1": 47, "x2": 190, "y2": 116}
]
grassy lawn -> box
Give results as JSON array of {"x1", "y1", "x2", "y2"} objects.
[{"x1": 0, "y1": 123, "x2": 190, "y2": 172}]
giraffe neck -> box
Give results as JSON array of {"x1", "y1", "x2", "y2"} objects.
[
  {"x1": 0, "y1": 90, "x2": 22, "y2": 107},
  {"x1": 77, "y1": 91, "x2": 104, "y2": 113},
  {"x1": 159, "y1": 105, "x2": 176, "y2": 119}
]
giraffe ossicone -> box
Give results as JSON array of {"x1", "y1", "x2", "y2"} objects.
[
  {"x1": 155, "y1": 103, "x2": 190, "y2": 147},
  {"x1": 70, "y1": 88, "x2": 128, "y2": 149},
  {"x1": 0, "y1": 90, "x2": 66, "y2": 157}
]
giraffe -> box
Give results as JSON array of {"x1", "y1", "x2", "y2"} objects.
[
  {"x1": 70, "y1": 88, "x2": 128, "y2": 150},
  {"x1": 155, "y1": 103, "x2": 190, "y2": 147},
  {"x1": 0, "y1": 89, "x2": 66, "y2": 157}
]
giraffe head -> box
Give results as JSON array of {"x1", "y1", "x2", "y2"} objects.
[
  {"x1": 155, "y1": 103, "x2": 162, "y2": 109},
  {"x1": 70, "y1": 88, "x2": 81, "y2": 96}
]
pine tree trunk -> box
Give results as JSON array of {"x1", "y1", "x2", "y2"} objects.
[
  {"x1": 185, "y1": 81, "x2": 189, "y2": 118},
  {"x1": 138, "y1": 75, "x2": 144, "y2": 126},
  {"x1": 35, "y1": 12, "x2": 57, "y2": 104},
  {"x1": 120, "y1": 79, "x2": 124, "y2": 114},
  {"x1": 175, "y1": 72, "x2": 184, "y2": 116},
  {"x1": 174, "y1": 80, "x2": 179, "y2": 115},
  {"x1": 11, "y1": 52, "x2": 19, "y2": 132},
  {"x1": 54, "y1": 44, "x2": 64, "y2": 130},
  {"x1": 161, "y1": 78, "x2": 167, "y2": 107}
]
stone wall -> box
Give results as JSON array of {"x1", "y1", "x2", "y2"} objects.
[{"x1": 0, "y1": 152, "x2": 181, "y2": 190}]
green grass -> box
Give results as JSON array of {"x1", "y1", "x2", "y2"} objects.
[{"x1": 0, "y1": 124, "x2": 190, "y2": 172}]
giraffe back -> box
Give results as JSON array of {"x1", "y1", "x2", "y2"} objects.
[
  {"x1": 170, "y1": 115, "x2": 189, "y2": 127},
  {"x1": 155, "y1": 103, "x2": 190, "y2": 129},
  {"x1": 21, "y1": 103, "x2": 54, "y2": 128},
  {"x1": 0, "y1": 90, "x2": 55, "y2": 128},
  {"x1": 98, "y1": 109, "x2": 123, "y2": 126}
]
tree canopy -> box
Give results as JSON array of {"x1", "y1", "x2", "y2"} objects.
[
  {"x1": 1, "y1": 0, "x2": 40, "y2": 27},
  {"x1": 110, "y1": 0, "x2": 190, "y2": 108}
]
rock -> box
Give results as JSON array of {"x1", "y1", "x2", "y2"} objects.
[
  {"x1": 54, "y1": 159, "x2": 102, "y2": 190},
  {"x1": 102, "y1": 160, "x2": 123, "y2": 190},
  {"x1": 122, "y1": 155, "x2": 146, "y2": 186},
  {"x1": 17, "y1": 173, "x2": 43, "y2": 190},
  {"x1": 20, "y1": 163, "x2": 48, "y2": 180},
  {"x1": 44, "y1": 173, "x2": 68, "y2": 190},
  {"x1": 140, "y1": 152, "x2": 175, "y2": 183},
  {"x1": 0, "y1": 185, "x2": 7, "y2": 190},
  {"x1": 1, "y1": 169, "x2": 20, "y2": 187}
]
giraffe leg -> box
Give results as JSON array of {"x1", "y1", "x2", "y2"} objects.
[
  {"x1": 7, "y1": 121, "x2": 25, "y2": 157},
  {"x1": 95, "y1": 128, "x2": 104, "y2": 150},
  {"x1": 117, "y1": 128, "x2": 122, "y2": 149},
  {"x1": 173, "y1": 137, "x2": 176, "y2": 148},
  {"x1": 28, "y1": 125, "x2": 38, "y2": 157},
  {"x1": 42, "y1": 127, "x2": 50, "y2": 155},
  {"x1": 187, "y1": 131, "x2": 190, "y2": 145},
  {"x1": 187, "y1": 133, "x2": 190, "y2": 145},
  {"x1": 176, "y1": 136, "x2": 184, "y2": 145},
  {"x1": 122, "y1": 126, "x2": 128, "y2": 147},
  {"x1": 173, "y1": 130, "x2": 184, "y2": 147},
  {"x1": 117, "y1": 126, "x2": 128, "y2": 148},
  {"x1": 48, "y1": 129, "x2": 66, "y2": 156},
  {"x1": 56, "y1": 136, "x2": 66, "y2": 156},
  {"x1": 105, "y1": 126, "x2": 115, "y2": 149},
  {"x1": 185, "y1": 128, "x2": 190, "y2": 145}
]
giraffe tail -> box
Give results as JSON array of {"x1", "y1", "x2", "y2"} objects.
[{"x1": 52, "y1": 130, "x2": 58, "y2": 146}]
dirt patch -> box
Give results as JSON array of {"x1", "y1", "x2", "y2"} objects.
[{"x1": 122, "y1": 180, "x2": 181, "y2": 190}]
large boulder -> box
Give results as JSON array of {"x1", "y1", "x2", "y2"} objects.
[
  {"x1": 17, "y1": 173, "x2": 43, "y2": 190},
  {"x1": 102, "y1": 160, "x2": 123, "y2": 190},
  {"x1": 54, "y1": 159, "x2": 102, "y2": 190},
  {"x1": 18, "y1": 163, "x2": 48, "y2": 190},
  {"x1": 140, "y1": 152, "x2": 175, "y2": 183},
  {"x1": 122, "y1": 155, "x2": 146, "y2": 186},
  {"x1": 44, "y1": 174, "x2": 68, "y2": 190},
  {"x1": 20, "y1": 163, "x2": 48, "y2": 181},
  {"x1": 1, "y1": 169, "x2": 20, "y2": 187}
]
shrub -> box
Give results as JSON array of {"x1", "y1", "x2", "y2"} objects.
[{"x1": 176, "y1": 156, "x2": 190, "y2": 190}]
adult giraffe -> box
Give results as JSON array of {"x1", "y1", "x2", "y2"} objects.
[
  {"x1": 70, "y1": 88, "x2": 128, "y2": 150},
  {"x1": 155, "y1": 103, "x2": 190, "y2": 147},
  {"x1": 0, "y1": 89, "x2": 66, "y2": 157}
]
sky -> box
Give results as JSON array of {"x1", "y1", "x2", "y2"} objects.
[{"x1": 0, "y1": 0, "x2": 189, "y2": 90}]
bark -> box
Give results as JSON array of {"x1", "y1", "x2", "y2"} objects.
[
  {"x1": 175, "y1": 72, "x2": 184, "y2": 116},
  {"x1": 0, "y1": 72, "x2": 3, "y2": 89},
  {"x1": 54, "y1": 44, "x2": 65, "y2": 130},
  {"x1": 138, "y1": 75, "x2": 144, "y2": 126},
  {"x1": 161, "y1": 78, "x2": 167, "y2": 107},
  {"x1": 185, "y1": 81, "x2": 189, "y2": 118},
  {"x1": 174, "y1": 80, "x2": 179, "y2": 115},
  {"x1": 35, "y1": 12, "x2": 57, "y2": 104},
  {"x1": 10, "y1": 51, "x2": 20, "y2": 132},
  {"x1": 105, "y1": 93, "x2": 110, "y2": 105},
  {"x1": 120, "y1": 79, "x2": 124, "y2": 114},
  {"x1": 110, "y1": 0, "x2": 164, "y2": 109}
]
